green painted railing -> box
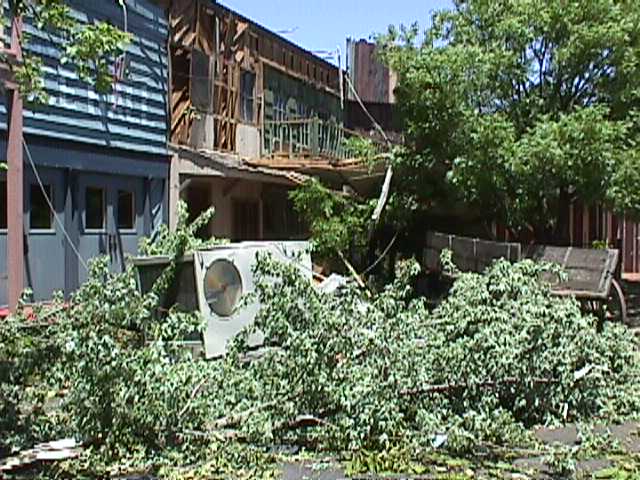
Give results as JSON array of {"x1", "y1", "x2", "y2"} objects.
[{"x1": 262, "y1": 118, "x2": 385, "y2": 161}]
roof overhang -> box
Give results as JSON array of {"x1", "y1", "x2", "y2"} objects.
[
  {"x1": 171, "y1": 144, "x2": 308, "y2": 186},
  {"x1": 246, "y1": 156, "x2": 387, "y2": 196}
]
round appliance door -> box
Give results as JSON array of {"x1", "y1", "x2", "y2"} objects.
[{"x1": 203, "y1": 259, "x2": 243, "y2": 317}]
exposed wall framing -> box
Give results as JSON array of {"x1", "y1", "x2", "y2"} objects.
[{"x1": 169, "y1": 0, "x2": 342, "y2": 156}]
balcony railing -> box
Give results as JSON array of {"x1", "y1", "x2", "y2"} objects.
[{"x1": 262, "y1": 117, "x2": 386, "y2": 162}]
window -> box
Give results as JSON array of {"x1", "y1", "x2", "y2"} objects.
[
  {"x1": 85, "y1": 187, "x2": 105, "y2": 230},
  {"x1": 117, "y1": 190, "x2": 135, "y2": 230},
  {"x1": 262, "y1": 188, "x2": 306, "y2": 240},
  {"x1": 240, "y1": 70, "x2": 256, "y2": 123},
  {"x1": 0, "y1": 180, "x2": 6, "y2": 230},
  {"x1": 191, "y1": 49, "x2": 212, "y2": 111},
  {"x1": 232, "y1": 200, "x2": 259, "y2": 240},
  {"x1": 30, "y1": 184, "x2": 53, "y2": 230}
]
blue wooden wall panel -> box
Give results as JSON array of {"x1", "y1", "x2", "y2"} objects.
[
  {"x1": 0, "y1": 134, "x2": 167, "y2": 305},
  {"x1": 0, "y1": 137, "x2": 168, "y2": 179},
  {"x1": 1, "y1": 0, "x2": 169, "y2": 156}
]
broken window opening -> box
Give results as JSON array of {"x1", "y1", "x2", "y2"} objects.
[
  {"x1": 240, "y1": 70, "x2": 256, "y2": 123},
  {"x1": 191, "y1": 48, "x2": 213, "y2": 112}
]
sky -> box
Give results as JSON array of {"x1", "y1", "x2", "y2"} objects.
[{"x1": 219, "y1": 0, "x2": 452, "y2": 65}]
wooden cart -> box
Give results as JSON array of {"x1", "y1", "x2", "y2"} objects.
[{"x1": 425, "y1": 232, "x2": 628, "y2": 324}]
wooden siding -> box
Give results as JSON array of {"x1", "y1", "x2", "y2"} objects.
[
  {"x1": 346, "y1": 39, "x2": 396, "y2": 104},
  {"x1": 0, "y1": 136, "x2": 168, "y2": 305},
  {"x1": 1, "y1": 0, "x2": 169, "y2": 155}
]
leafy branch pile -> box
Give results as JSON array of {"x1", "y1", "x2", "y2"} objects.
[
  {"x1": 2, "y1": 207, "x2": 640, "y2": 477},
  {"x1": 216, "y1": 256, "x2": 640, "y2": 454}
]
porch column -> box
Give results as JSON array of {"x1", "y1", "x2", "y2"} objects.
[{"x1": 7, "y1": 17, "x2": 24, "y2": 311}]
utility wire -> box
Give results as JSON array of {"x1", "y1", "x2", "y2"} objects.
[
  {"x1": 343, "y1": 68, "x2": 394, "y2": 227},
  {"x1": 360, "y1": 231, "x2": 399, "y2": 276},
  {"x1": 23, "y1": 139, "x2": 89, "y2": 272}
]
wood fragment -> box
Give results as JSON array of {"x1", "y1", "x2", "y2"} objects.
[
  {"x1": 0, "y1": 439, "x2": 81, "y2": 472},
  {"x1": 338, "y1": 250, "x2": 369, "y2": 294}
]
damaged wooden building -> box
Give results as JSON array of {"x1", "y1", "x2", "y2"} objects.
[{"x1": 167, "y1": 1, "x2": 383, "y2": 241}]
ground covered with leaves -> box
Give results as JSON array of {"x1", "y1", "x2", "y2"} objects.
[{"x1": 1, "y1": 212, "x2": 640, "y2": 478}]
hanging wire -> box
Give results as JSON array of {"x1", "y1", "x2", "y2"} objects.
[
  {"x1": 343, "y1": 64, "x2": 394, "y2": 228},
  {"x1": 23, "y1": 139, "x2": 89, "y2": 272},
  {"x1": 360, "y1": 231, "x2": 399, "y2": 276}
]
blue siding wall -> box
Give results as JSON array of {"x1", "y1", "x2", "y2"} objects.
[{"x1": 1, "y1": 0, "x2": 168, "y2": 155}]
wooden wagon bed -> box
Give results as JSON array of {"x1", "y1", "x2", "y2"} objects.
[{"x1": 424, "y1": 232, "x2": 627, "y2": 324}]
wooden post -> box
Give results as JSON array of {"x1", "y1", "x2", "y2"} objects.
[
  {"x1": 310, "y1": 117, "x2": 319, "y2": 157},
  {"x1": 7, "y1": 16, "x2": 24, "y2": 311},
  {"x1": 169, "y1": 154, "x2": 181, "y2": 231}
]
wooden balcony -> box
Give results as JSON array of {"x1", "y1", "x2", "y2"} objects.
[{"x1": 261, "y1": 117, "x2": 386, "y2": 164}]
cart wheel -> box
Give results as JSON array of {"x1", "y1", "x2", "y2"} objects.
[{"x1": 606, "y1": 279, "x2": 628, "y2": 325}]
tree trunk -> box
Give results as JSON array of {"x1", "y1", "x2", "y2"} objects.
[{"x1": 553, "y1": 188, "x2": 571, "y2": 246}]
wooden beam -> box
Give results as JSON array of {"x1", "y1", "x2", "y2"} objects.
[
  {"x1": 7, "y1": 17, "x2": 24, "y2": 312},
  {"x1": 260, "y1": 58, "x2": 340, "y2": 97}
]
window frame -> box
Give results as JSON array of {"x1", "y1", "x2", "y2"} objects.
[
  {"x1": 29, "y1": 183, "x2": 55, "y2": 233},
  {"x1": 116, "y1": 189, "x2": 136, "y2": 232},
  {"x1": 84, "y1": 186, "x2": 107, "y2": 233},
  {"x1": 190, "y1": 48, "x2": 213, "y2": 113},
  {"x1": 240, "y1": 69, "x2": 257, "y2": 124}
]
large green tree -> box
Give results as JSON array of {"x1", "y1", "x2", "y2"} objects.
[{"x1": 378, "y1": 0, "x2": 640, "y2": 243}]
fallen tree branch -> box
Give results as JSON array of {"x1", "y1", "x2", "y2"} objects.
[
  {"x1": 207, "y1": 399, "x2": 286, "y2": 431},
  {"x1": 275, "y1": 413, "x2": 337, "y2": 433},
  {"x1": 401, "y1": 377, "x2": 559, "y2": 396},
  {"x1": 177, "y1": 377, "x2": 209, "y2": 420},
  {"x1": 180, "y1": 429, "x2": 241, "y2": 441},
  {"x1": 338, "y1": 250, "x2": 370, "y2": 295}
]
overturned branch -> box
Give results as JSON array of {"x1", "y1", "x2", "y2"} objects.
[
  {"x1": 401, "y1": 377, "x2": 559, "y2": 396},
  {"x1": 207, "y1": 399, "x2": 288, "y2": 431}
]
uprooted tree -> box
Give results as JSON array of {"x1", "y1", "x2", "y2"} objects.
[
  {"x1": 376, "y1": 0, "x2": 640, "y2": 244},
  {"x1": 2, "y1": 205, "x2": 640, "y2": 477}
]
